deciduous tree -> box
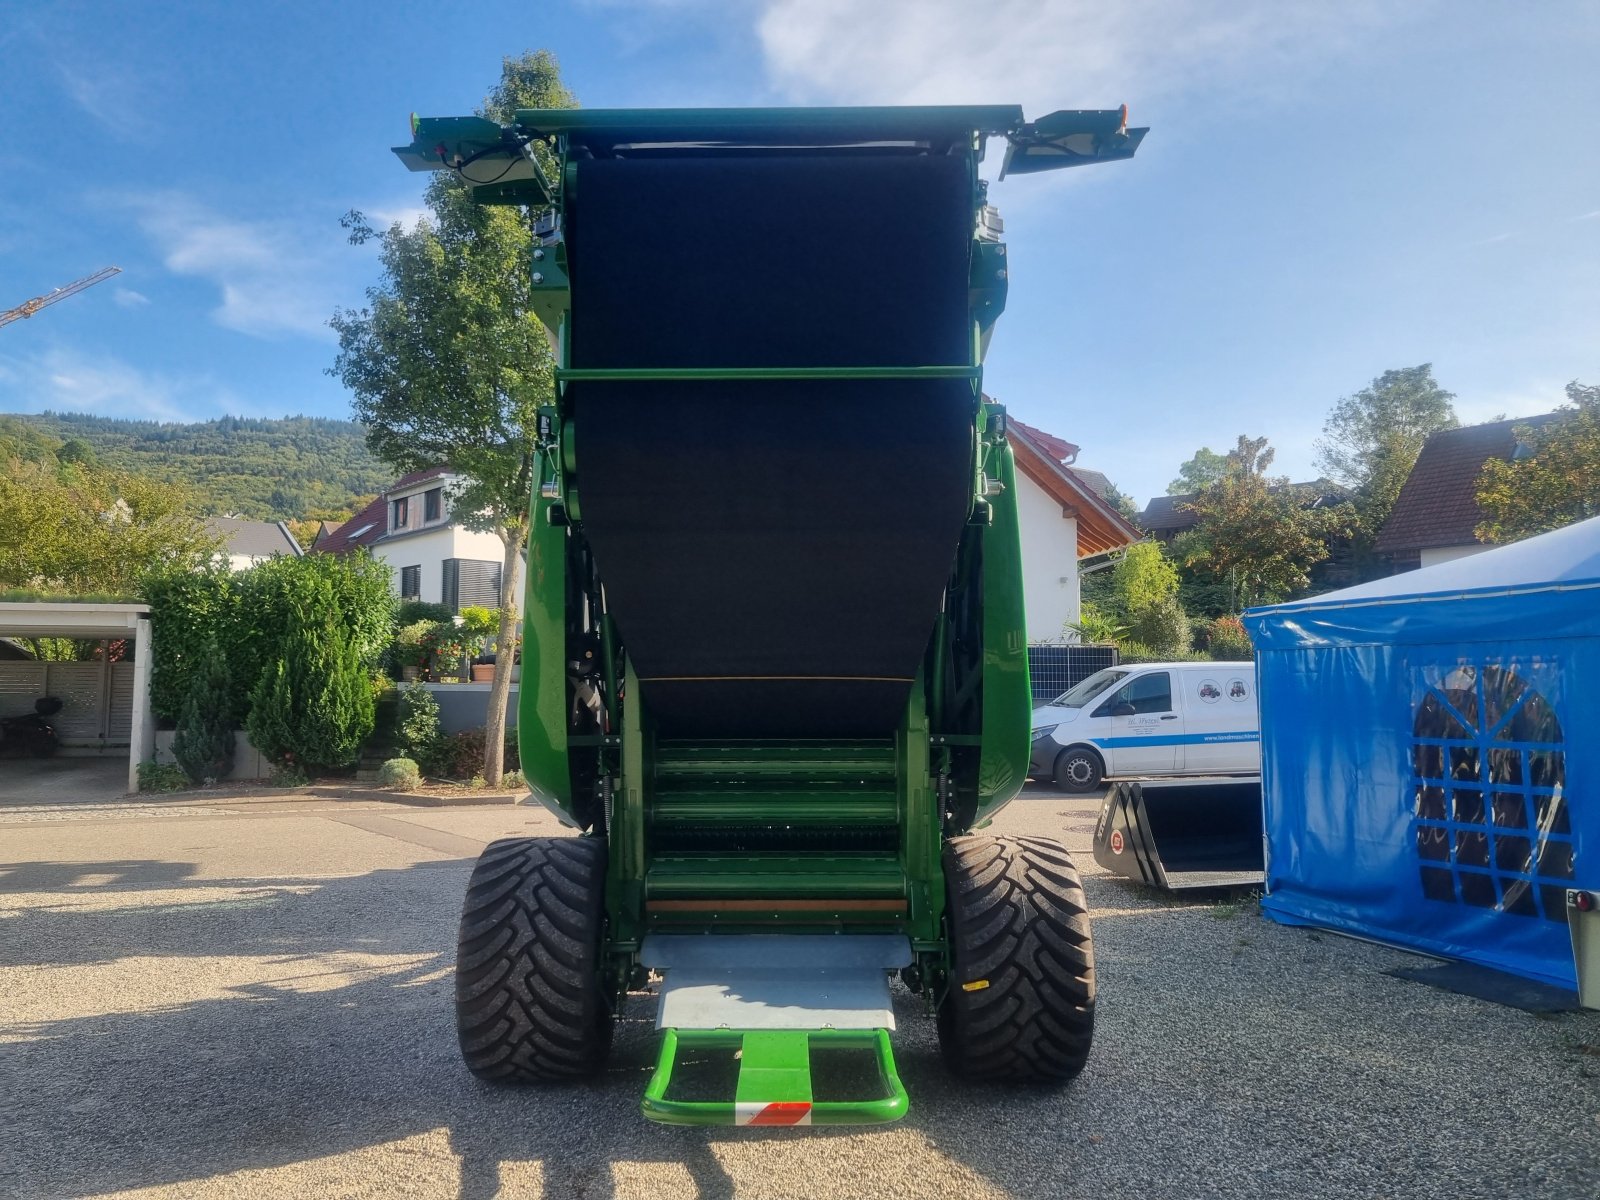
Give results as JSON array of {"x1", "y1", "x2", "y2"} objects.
[
  {"x1": 1174, "y1": 435, "x2": 1356, "y2": 609},
  {"x1": 330, "y1": 50, "x2": 576, "y2": 785},
  {"x1": 1315, "y1": 364, "x2": 1457, "y2": 535},
  {"x1": 1168, "y1": 447, "x2": 1227, "y2": 495},
  {"x1": 0, "y1": 458, "x2": 216, "y2": 593},
  {"x1": 1476, "y1": 381, "x2": 1600, "y2": 543}
]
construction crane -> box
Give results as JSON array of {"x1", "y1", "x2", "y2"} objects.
[{"x1": 0, "y1": 266, "x2": 123, "y2": 329}]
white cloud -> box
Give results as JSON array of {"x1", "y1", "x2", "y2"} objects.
[
  {"x1": 1577, "y1": 210, "x2": 1600, "y2": 222},
  {"x1": 0, "y1": 346, "x2": 243, "y2": 422},
  {"x1": 54, "y1": 61, "x2": 151, "y2": 142},
  {"x1": 365, "y1": 204, "x2": 432, "y2": 232},
  {"x1": 112, "y1": 288, "x2": 150, "y2": 308},
  {"x1": 118, "y1": 192, "x2": 350, "y2": 341},
  {"x1": 754, "y1": 0, "x2": 1406, "y2": 113},
  {"x1": 1455, "y1": 380, "x2": 1574, "y2": 427}
]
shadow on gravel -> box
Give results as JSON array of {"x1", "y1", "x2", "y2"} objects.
[
  {"x1": 0, "y1": 858, "x2": 198, "y2": 893},
  {"x1": 4, "y1": 858, "x2": 847, "y2": 1199},
  {"x1": 7, "y1": 855, "x2": 1598, "y2": 1200}
]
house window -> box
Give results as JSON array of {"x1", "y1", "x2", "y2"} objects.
[
  {"x1": 392, "y1": 496, "x2": 409, "y2": 529},
  {"x1": 424, "y1": 487, "x2": 443, "y2": 523},
  {"x1": 443, "y1": 558, "x2": 502, "y2": 613},
  {"x1": 399, "y1": 565, "x2": 421, "y2": 598}
]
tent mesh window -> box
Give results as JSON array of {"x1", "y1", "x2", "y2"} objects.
[{"x1": 1411, "y1": 663, "x2": 1573, "y2": 923}]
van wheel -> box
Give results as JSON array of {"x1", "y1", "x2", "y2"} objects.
[{"x1": 1053, "y1": 746, "x2": 1104, "y2": 793}]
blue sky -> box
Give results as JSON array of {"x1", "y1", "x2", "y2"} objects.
[{"x1": 1, "y1": 0, "x2": 1596, "y2": 505}]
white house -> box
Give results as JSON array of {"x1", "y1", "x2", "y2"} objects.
[
  {"x1": 1009, "y1": 418, "x2": 1142, "y2": 642},
  {"x1": 317, "y1": 467, "x2": 508, "y2": 610},
  {"x1": 205, "y1": 517, "x2": 303, "y2": 571}
]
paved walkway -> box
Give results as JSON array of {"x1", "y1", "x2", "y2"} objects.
[{"x1": 0, "y1": 753, "x2": 127, "y2": 805}]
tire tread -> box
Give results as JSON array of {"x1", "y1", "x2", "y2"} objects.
[
  {"x1": 455, "y1": 836, "x2": 612, "y2": 1082},
  {"x1": 937, "y1": 834, "x2": 1094, "y2": 1083}
]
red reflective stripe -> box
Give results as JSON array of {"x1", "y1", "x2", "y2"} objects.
[{"x1": 746, "y1": 1102, "x2": 811, "y2": 1126}]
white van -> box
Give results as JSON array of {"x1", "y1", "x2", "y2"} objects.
[{"x1": 1029, "y1": 661, "x2": 1259, "y2": 792}]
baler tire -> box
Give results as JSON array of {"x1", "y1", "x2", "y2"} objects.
[
  {"x1": 1053, "y1": 745, "x2": 1104, "y2": 793},
  {"x1": 937, "y1": 834, "x2": 1094, "y2": 1084},
  {"x1": 455, "y1": 836, "x2": 613, "y2": 1083}
]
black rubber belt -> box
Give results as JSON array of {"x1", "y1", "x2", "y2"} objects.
[{"x1": 569, "y1": 154, "x2": 976, "y2": 737}]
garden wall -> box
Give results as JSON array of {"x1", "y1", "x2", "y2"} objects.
[
  {"x1": 422, "y1": 682, "x2": 519, "y2": 734},
  {"x1": 152, "y1": 729, "x2": 271, "y2": 781}
]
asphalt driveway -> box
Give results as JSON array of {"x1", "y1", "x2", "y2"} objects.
[{"x1": 0, "y1": 751, "x2": 127, "y2": 805}]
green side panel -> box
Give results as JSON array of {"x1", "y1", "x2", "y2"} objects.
[
  {"x1": 897, "y1": 672, "x2": 942, "y2": 943},
  {"x1": 975, "y1": 428, "x2": 1031, "y2": 824},
  {"x1": 517, "y1": 446, "x2": 570, "y2": 816},
  {"x1": 528, "y1": 243, "x2": 569, "y2": 335},
  {"x1": 608, "y1": 657, "x2": 648, "y2": 949}
]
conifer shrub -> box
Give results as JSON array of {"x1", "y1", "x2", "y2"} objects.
[
  {"x1": 171, "y1": 635, "x2": 235, "y2": 783},
  {"x1": 246, "y1": 574, "x2": 375, "y2": 775}
]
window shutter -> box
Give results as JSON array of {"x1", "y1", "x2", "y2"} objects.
[{"x1": 443, "y1": 559, "x2": 502, "y2": 612}]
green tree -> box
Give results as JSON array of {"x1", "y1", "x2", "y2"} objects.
[
  {"x1": 1168, "y1": 447, "x2": 1228, "y2": 495},
  {"x1": 1315, "y1": 364, "x2": 1458, "y2": 538},
  {"x1": 57, "y1": 438, "x2": 98, "y2": 468},
  {"x1": 329, "y1": 50, "x2": 576, "y2": 786},
  {"x1": 237, "y1": 551, "x2": 394, "y2": 718},
  {"x1": 0, "y1": 459, "x2": 217, "y2": 593},
  {"x1": 1109, "y1": 541, "x2": 1180, "y2": 618},
  {"x1": 1096, "y1": 481, "x2": 1139, "y2": 523},
  {"x1": 142, "y1": 562, "x2": 242, "y2": 722},
  {"x1": 245, "y1": 570, "x2": 376, "y2": 774},
  {"x1": 171, "y1": 634, "x2": 235, "y2": 783},
  {"x1": 1173, "y1": 435, "x2": 1357, "y2": 609},
  {"x1": 1476, "y1": 381, "x2": 1600, "y2": 543}
]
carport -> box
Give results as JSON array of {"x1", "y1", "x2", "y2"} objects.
[{"x1": 0, "y1": 601, "x2": 154, "y2": 794}]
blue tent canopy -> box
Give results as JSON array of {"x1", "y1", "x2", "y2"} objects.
[{"x1": 1244, "y1": 517, "x2": 1599, "y2": 988}]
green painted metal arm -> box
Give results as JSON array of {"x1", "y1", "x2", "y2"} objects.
[
  {"x1": 556, "y1": 366, "x2": 980, "y2": 384},
  {"x1": 511, "y1": 105, "x2": 1025, "y2": 144}
]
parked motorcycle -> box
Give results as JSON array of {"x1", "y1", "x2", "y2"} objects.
[{"x1": 0, "y1": 697, "x2": 62, "y2": 758}]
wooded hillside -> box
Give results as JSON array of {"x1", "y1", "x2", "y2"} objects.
[{"x1": 1, "y1": 412, "x2": 387, "y2": 520}]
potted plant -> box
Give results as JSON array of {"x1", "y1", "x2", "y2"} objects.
[
  {"x1": 395, "y1": 620, "x2": 433, "y2": 682},
  {"x1": 460, "y1": 607, "x2": 501, "y2": 683},
  {"x1": 422, "y1": 621, "x2": 467, "y2": 682}
]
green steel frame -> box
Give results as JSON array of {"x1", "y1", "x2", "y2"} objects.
[{"x1": 395, "y1": 104, "x2": 1144, "y2": 1123}]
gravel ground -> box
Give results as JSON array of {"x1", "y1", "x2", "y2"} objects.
[{"x1": 1, "y1": 787, "x2": 1597, "y2": 1199}]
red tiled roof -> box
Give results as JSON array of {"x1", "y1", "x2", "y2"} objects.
[
  {"x1": 315, "y1": 466, "x2": 449, "y2": 555},
  {"x1": 1009, "y1": 418, "x2": 1080, "y2": 465},
  {"x1": 1376, "y1": 414, "x2": 1564, "y2": 554},
  {"x1": 1008, "y1": 421, "x2": 1141, "y2": 557}
]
